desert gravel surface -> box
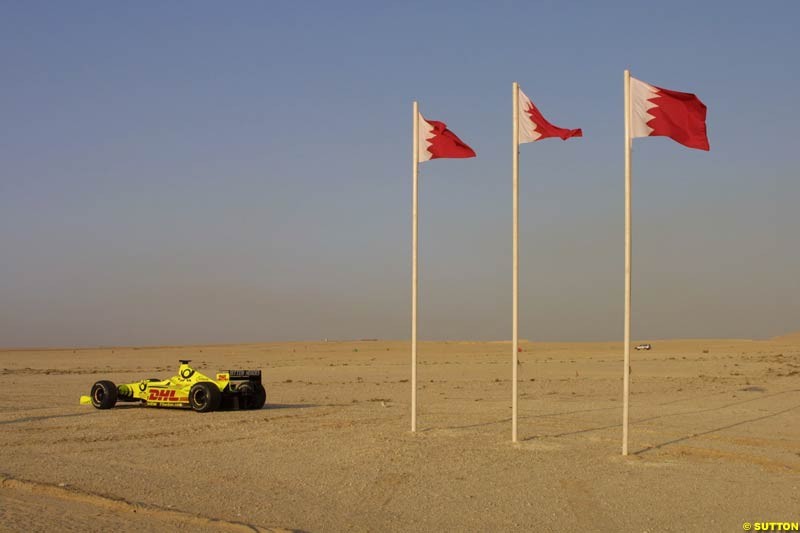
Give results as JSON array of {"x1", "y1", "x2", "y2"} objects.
[{"x1": 1, "y1": 338, "x2": 798, "y2": 532}]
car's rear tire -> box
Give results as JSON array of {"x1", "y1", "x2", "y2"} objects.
[
  {"x1": 237, "y1": 382, "x2": 267, "y2": 410},
  {"x1": 189, "y1": 382, "x2": 221, "y2": 413},
  {"x1": 90, "y1": 380, "x2": 118, "y2": 409}
]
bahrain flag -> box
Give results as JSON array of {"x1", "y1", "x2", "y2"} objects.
[
  {"x1": 418, "y1": 113, "x2": 476, "y2": 162},
  {"x1": 518, "y1": 87, "x2": 582, "y2": 143},
  {"x1": 630, "y1": 76, "x2": 709, "y2": 150}
]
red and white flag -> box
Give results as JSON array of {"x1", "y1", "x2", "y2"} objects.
[
  {"x1": 630, "y1": 77, "x2": 709, "y2": 151},
  {"x1": 518, "y1": 87, "x2": 582, "y2": 144},
  {"x1": 417, "y1": 113, "x2": 476, "y2": 162}
]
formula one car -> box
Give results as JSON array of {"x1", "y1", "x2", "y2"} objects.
[{"x1": 80, "y1": 360, "x2": 266, "y2": 412}]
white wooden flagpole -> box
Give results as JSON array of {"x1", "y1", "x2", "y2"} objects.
[
  {"x1": 512, "y1": 82, "x2": 520, "y2": 443},
  {"x1": 411, "y1": 100, "x2": 419, "y2": 433},
  {"x1": 622, "y1": 70, "x2": 632, "y2": 456}
]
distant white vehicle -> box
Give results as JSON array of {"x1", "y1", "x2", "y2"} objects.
[{"x1": 635, "y1": 344, "x2": 652, "y2": 351}]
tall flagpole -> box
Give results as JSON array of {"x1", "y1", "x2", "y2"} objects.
[
  {"x1": 511, "y1": 82, "x2": 520, "y2": 443},
  {"x1": 622, "y1": 70, "x2": 632, "y2": 455},
  {"x1": 411, "y1": 100, "x2": 419, "y2": 433}
]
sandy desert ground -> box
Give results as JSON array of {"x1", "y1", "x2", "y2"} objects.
[{"x1": 0, "y1": 337, "x2": 798, "y2": 532}]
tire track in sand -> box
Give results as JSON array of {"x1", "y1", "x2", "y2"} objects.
[{"x1": 0, "y1": 473, "x2": 297, "y2": 533}]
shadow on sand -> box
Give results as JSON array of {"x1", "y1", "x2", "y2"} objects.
[
  {"x1": 434, "y1": 405, "x2": 619, "y2": 432},
  {"x1": 526, "y1": 388, "x2": 800, "y2": 441},
  {"x1": 262, "y1": 403, "x2": 320, "y2": 410},
  {"x1": 634, "y1": 403, "x2": 800, "y2": 455},
  {"x1": 0, "y1": 402, "x2": 325, "y2": 424},
  {"x1": 0, "y1": 412, "x2": 95, "y2": 426},
  {"x1": 485, "y1": 388, "x2": 800, "y2": 453}
]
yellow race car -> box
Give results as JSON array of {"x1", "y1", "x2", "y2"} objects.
[{"x1": 82, "y1": 360, "x2": 266, "y2": 412}]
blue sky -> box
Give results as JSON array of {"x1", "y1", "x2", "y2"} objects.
[{"x1": 1, "y1": 1, "x2": 797, "y2": 347}]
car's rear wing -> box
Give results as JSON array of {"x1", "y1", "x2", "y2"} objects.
[{"x1": 227, "y1": 369, "x2": 262, "y2": 382}]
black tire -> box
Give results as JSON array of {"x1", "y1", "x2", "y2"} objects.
[
  {"x1": 237, "y1": 382, "x2": 267, "y2": 410},
  {"x1": 90, "y1": 380, "x2": 118, "y2": 410},
  {"x1": 189, "y1": 382, "x2": 221, "y2": 413},
  {"x1": 251, "y1": 383, "x2": 267, "y2": 410}
]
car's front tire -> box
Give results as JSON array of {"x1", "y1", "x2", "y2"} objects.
[
  {"x1": 90, "y1": 380, "x2": 118, "y2": 410},
  {"x1": 189, "y1": 382, "x2": 221, "y2": 413}
]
